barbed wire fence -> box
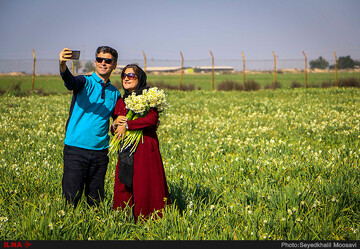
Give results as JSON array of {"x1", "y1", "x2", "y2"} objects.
[
  {"x1": 0, "y1": 50, "x2": 358, "y2": 91},
  {"x1": 0, "y1": 55, "x2": 341, "y2": 75}
]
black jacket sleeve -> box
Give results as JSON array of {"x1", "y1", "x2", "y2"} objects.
[{"x1": 60, "y1": 66, "x2": 86, "y2": 92}]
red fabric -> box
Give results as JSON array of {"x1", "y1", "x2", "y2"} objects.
[{"x1": 112, "y1": 98, "x2": 170, "y2": 220}]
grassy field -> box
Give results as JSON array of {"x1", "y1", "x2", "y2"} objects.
[
  {"x1": 0, "y1": 87, "x2": 359, "y2": 240},
  {"x1": 1, "y1": 71, "x2": 360, "y2": 93}
]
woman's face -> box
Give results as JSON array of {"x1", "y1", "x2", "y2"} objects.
[{"x1": 122, "y1": 68, "x2": 139, "y2": 92}]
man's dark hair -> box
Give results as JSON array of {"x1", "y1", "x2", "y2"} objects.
[{"x1": 96, "y1": 46, "x2": 118, "y2": 62}]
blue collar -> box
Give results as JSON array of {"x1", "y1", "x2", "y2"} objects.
[
  {"x1": 92, "y1": 72, "x2": 111, "y2": 85},
  {"x1": 92, "y1": 72, "x2": 110, "y2": 99}
]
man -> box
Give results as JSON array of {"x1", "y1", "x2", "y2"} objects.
[{"x1": 59, "y1": 46, "x2": 121, "y2": 207}]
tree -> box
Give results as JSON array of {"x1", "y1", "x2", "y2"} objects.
[
  {"x1": 84, "y1": 61, "x2": 95, "y2": 73},
  {"x1": 73, "y1": 60, "x2": 82, "y2": 74},
  {"x1": 337, "y1": 56, "x2": 355, "y2": 69},
  {"x1": 355, "y1": 60, "x2": 360, "y2": 68},
  {"x1": 309, "y1": 56, "x2": 329, "y2": 70}
]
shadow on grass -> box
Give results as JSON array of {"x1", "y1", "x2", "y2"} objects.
[{"x1": 167, "y1": 180, "x2": 221, "y2": 214}]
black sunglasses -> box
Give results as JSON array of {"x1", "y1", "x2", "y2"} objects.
[
  {"x1": 96, "y1": 57, "x2": 113, "y2": 64},
  {"x1": 122, "y1": 73, "x2": 137, "y2": 80}
]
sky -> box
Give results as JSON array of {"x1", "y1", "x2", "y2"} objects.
[{"x1": 0, "y1": 0, "x2": 359, "y2": 71}]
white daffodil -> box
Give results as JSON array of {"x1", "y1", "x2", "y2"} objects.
[{"x1": 109, "y1": 87, "x2": 169, "y2": 156}]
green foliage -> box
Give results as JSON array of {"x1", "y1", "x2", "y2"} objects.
[
  {"x1": 355, "y1": 60, "x2": 360, "y2": 67},
  {"x1": 309, "y1": 56, "x2": 329, "y2": 70},
  {"x1": 72, "y1": 60, "x2": 82, "y2": 74},
  {"x1": 1, "y1": 89, "x2": 360, "y2": 240},
  {"x1": 264, "y1": 81, "x2": 282, "y2": 90},
  {"x1": 337, "y1": 56, "x2": 355, "y2": 69},
  {"x1": 84, "y1": 61, "x2": 95, "y2": 73},
  {"x1": 217, "y1": 80, "x2": 243, "y2": 91},
  {"x1": 1, "y1": 72, "x2": 360, "y2": 94},
  {"x1": 339, "y1": 77, "x2": 360, "y2": 87},
  {"x1": 290, "y1": 81, "x2": 303, "y2": 88}
]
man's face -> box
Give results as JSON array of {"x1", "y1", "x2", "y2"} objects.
[{"x1": 94, "y1": 52, "x2": 117, "y2": 79}]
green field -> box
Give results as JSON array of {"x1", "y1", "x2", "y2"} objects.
[
  {"x1": 0, "y1": 87, "x2": 359, "y2": 240},
  {"x1": 1, "y1": 71, "x2": 360, "y2": 93}
]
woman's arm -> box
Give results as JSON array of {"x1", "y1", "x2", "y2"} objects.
[
  {"x1": 127, "y1": 108, "x2": 159, "y2": 131},
  {"x1": 111, "y1": 98, "x2": 127, "y2": 135}
]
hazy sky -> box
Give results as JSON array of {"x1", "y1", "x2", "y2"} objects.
[{"x1": 0, "y1": 0, "x2": 359, "y2": 63}]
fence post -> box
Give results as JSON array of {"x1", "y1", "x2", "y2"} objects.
[
  {"x1": 179, "y1": 51, "x2": 184, "y2": 91},
  {"x1": 142, "y1": 51, "x2": 147, "y2": 73},
  {"x1": 210, "y1": 50, "x2": 214, "y2": 91},
  {"x1": 241, "y1": 51, "x2": 246, "y2": 89},
  {"x1": 272, "y1": 51, "x2": 277, "y2": 83},
  {"x1": 32, "y1": 49, "x2": 36, "y2": 91},
  {"x1": 302, "y1": 51, "x2": 308, "y2": 88},
  {"x1": 334, "y1": 51, "x2": 338, "y2": 87},
  {"x1": 72, "y1": 60, "x2": 74, "y2": 75}
]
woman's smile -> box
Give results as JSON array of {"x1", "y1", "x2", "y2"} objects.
[{"x1": 122, "y1": 68, "x2": 138, "y2": 92}]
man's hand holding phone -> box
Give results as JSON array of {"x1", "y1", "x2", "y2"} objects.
[
  {"x1": 70, "y1": 50, "x2": 80, "y2": 60},
  {"x1": 59, "y1": 48, "x2": 80, "y2": 72}
]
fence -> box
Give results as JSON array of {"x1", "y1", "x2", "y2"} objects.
[{"x1": 0, "y1": 50, "x2": 356, "y2": 90}]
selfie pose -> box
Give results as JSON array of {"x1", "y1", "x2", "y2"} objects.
[
  {"x1": 59, "y1": 46, "x2": 120, "y2": 207},
  {"x1": 112, "y1": 64, "x2": 170, "y2": 221}
]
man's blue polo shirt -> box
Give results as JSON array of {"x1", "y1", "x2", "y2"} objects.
[{"x1": 61, "y1": 67, "x2": 121, "y2": 150}]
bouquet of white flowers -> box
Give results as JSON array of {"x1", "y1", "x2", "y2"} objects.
[{"x1": 109, "y1": 87, "x2": 169, "y2": 156}]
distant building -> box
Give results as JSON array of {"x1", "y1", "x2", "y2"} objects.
[
  {"x1": 116, "y1": 65, "x2": 183, "y2": 73},
  {"x1": 144, "y1": 66, "x2": 183, "y2": 73},
  {"x1": 194, "y1": 66, "x2": 234, "y2": 73},
  {"x1": 116, "y1": 65, "x2": 234, "y2": 74}
]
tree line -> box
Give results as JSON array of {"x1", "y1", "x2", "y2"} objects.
[
  {"x1": 310, "y1": 55, "x2": 360, "y2": 70},
  {"x1": 70, "y1": 55, "x2": 360, "y2": 74}
]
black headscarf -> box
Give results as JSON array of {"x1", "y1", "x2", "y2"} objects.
[
  {"x1": 118, "y1": 64, "x2": 149, "y2": 189},
  {"x1": 122, "y1": 64, "x2": 149, "y2": 101}
]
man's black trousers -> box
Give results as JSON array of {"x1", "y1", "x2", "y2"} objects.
[{"x1": 62, "y1": 145, "x2": 109, "y2": 207}]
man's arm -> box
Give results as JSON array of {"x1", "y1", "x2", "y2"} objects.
[
  {"x1": 59, "y1": 48, "x2": 86, "y2": 91},
  {"x1": 59, "y1": 48, "x2": 72, "y2": 73}
]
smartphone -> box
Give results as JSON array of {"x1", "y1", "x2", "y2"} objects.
[{"x1": 70, "y1": 50, "x2": 80, "y2": 60}]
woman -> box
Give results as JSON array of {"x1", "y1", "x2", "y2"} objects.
[{"x1": 112, "y1": 64, "x2": 170, "y2": 221}]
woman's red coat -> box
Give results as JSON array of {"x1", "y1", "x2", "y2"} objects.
[{"x1": 112, "y1": 98, "x2": 170, "y2": 220}]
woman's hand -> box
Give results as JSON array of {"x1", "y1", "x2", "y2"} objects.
[
  {"x1": 112, "y1": 116, "x2": 127, "y2": 129},
  {"x1": 114, "y1": 124, "x2": 127, "y2": 141}
]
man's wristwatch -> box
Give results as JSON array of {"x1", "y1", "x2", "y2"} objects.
[{"x1": 125, "y1": 122, "x2": 128, "y2": 129}]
